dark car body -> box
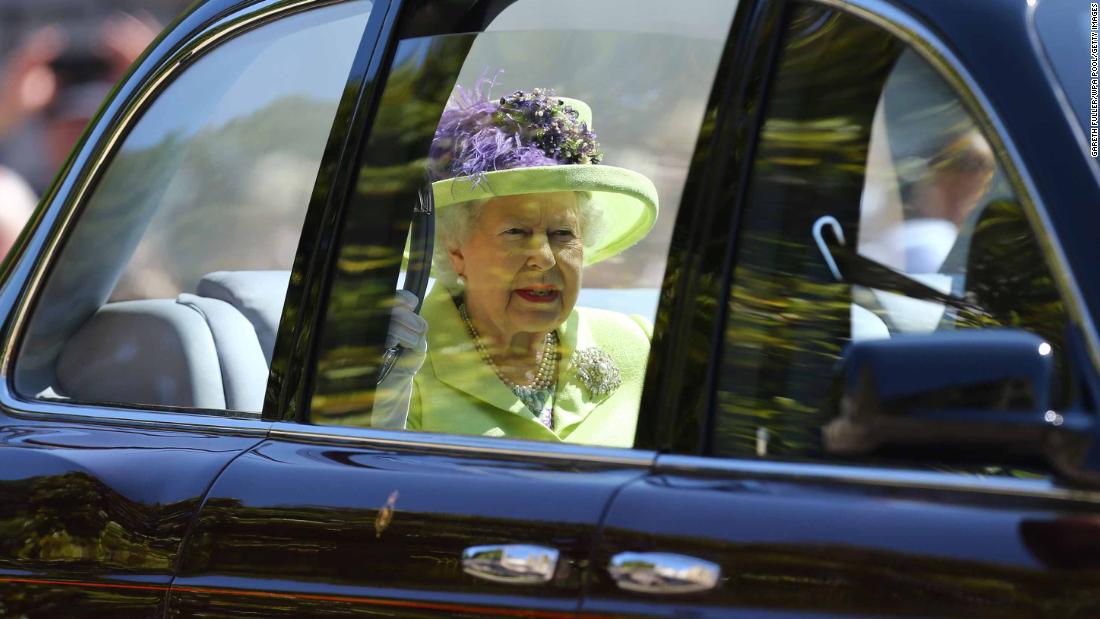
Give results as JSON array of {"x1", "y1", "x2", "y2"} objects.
[{"x1": 1, "y1": 0, "x2": 1099, "y2": 617}]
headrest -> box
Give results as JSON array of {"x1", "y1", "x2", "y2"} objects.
[{"x1": 196, "y1": 271, "x2": 290, "y2": 364}]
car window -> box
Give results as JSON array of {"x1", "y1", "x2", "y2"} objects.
[
  {"x1": 307, "y1": 0, "x2": 737, "y2": 449},
  {"x1": 712, "y1": 4, "x2": 1072, "y2": 473},
  {"x1": 15, "y1": 0, "x2": 373, "y2": 413}
]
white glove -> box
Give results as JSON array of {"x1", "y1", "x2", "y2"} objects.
[{"x1": 373, "y1": 290, "x2": 428, "y2": 429}]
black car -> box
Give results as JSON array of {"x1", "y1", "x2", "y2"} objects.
[{"x1": 1, "y1": 0, "x2": 1099, "y2": 617}]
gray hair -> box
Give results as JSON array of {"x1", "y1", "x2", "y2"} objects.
[{"x1": 433, "y1": 192, "x2": 603, "y2": 286}]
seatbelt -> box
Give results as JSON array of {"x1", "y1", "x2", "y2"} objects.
[
  {"x1": 405, "y1": 182, "x2": 436, "y2": 313},
  {"x1": 378, "y1": 181, "x2": 435, "y2": 382}
]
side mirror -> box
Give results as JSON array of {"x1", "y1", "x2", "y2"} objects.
[{"x1": 824, "y1": 330, "x2": 1095, "y2": 473}]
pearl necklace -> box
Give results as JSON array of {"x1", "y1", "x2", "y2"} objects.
[{"x1": 459, "y1": 302, "x2": 558, "y2": 392}]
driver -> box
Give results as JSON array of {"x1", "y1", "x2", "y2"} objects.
[{"x1": 375, "y1": 82, "x2": 659, "y2": 447}]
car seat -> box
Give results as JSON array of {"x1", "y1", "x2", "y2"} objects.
[{"x1": 54, "y1": 271, "x2": 291, "y2": 413}]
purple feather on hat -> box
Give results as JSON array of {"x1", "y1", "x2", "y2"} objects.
[{"x1": 428, "y1": 75, "x2": 603, "y2": 184}]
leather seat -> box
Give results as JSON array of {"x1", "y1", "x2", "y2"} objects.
[
  {"x1": 54, "y1": 270, "x2": 669, "y2": 413},
  {"x1": 196, "y1": 270, "x2": 291, "y2": 365},
  {"x1": 55, "y1": 271, "x2": 292, "y2": 413},
  {"x1": 56, "y1": 296, "x2": 266, "y2": 411}
]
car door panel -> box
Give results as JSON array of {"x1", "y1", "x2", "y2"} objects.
[
  {"x1": 579, "y1": 0, "x2": 1100, "y2": 616},
  {"x1": 0, "y1": 0, "x2": 383, "y2": 614},
  {"x1": 165, "y1": 0, "x2": 738, "y2": 615},
  {"x1": 168, "y1": 433, "x2": 649, "y2": 617},
  {"x1": 0, "y1": 412, "x2": 265, "y2": 617},
  {"x1": 586, "y1": 466, "x2": 1100, "y2": 617}
]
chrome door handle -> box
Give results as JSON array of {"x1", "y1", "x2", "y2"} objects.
[
  {"x1": 608, "y1": 552, "x2": 721, "y2": 594},
  {"x1": 462, "y1": 544, "x2": 560, "y2": 584}
]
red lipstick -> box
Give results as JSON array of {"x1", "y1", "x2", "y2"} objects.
[{"x1": 515, "y1": 287, "x2": 560, "y2": 303}]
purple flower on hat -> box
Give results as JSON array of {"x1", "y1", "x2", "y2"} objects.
[{"x1": 428, "y1": 77, "x2": 603, "y2": 183}]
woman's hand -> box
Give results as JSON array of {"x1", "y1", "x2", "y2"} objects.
[
  {"x1": 385, "y1": 290, "x2": 428, "y2": 354},
  {"x1": 373, "y1": 290, "x2": 428, "y2": 429}
]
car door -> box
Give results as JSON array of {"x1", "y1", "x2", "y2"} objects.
[
  {"x1": 585, "y1": 1, "x2": 1100, "y2": 617},
  {"x1": 0, "y1": 0, "x2": 379, "y2": 616},
  {"x1": 166, "y1": 0, "x2": 745, "y2": 616}
]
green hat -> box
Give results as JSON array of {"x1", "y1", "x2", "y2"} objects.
[{"x1": 429, "y1": 88, "x2": 658, "y2": 265}]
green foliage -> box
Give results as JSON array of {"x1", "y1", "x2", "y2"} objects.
[{"x1": 0, "y1": 473, "x2": 189, "y2": 571}]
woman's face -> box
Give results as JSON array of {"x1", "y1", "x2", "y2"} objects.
[{"x1": 449, "y1": 192, "x2": 583, "y2": 338}]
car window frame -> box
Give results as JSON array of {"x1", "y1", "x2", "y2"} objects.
[
  {"x1": 688, "y1": 0, "x2": 1100, "y2": 467},
  {"x1": 642, "y1": 0, "x2": 783, "y2": 454},
  {"x1": 0, "y1": 0, "x2": 393, "y2": 429},
  {"x1": 278, "y1": 0, "x2": 757, "y2": 459}
]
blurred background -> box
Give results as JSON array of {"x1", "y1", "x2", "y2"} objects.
[{"x1": 0, "y1": 0, "x2": 191, "y2": 257}]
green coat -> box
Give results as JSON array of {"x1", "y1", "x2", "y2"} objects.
[{"x1": 407, "y1": 285, "x2": 652, "y2": 447}]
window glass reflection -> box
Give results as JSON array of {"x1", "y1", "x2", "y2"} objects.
[
  {"x1": 16, "y1": 1, "x2": 371, "y2": 410},
  {"x1": 714, "y1": 5, "x2": 1070, "y2": 474},
  {"x1": 311, "y1": 1, "x2": 736, "y2": 449}
]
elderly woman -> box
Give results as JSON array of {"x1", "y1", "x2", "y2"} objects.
[{"x1": 379, "y1": 86, "x2": 658, "y2": 448}]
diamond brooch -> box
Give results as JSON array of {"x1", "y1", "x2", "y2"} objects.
[{"x1": 572, "y1": 348, "x2": 621, "y2": 398}]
